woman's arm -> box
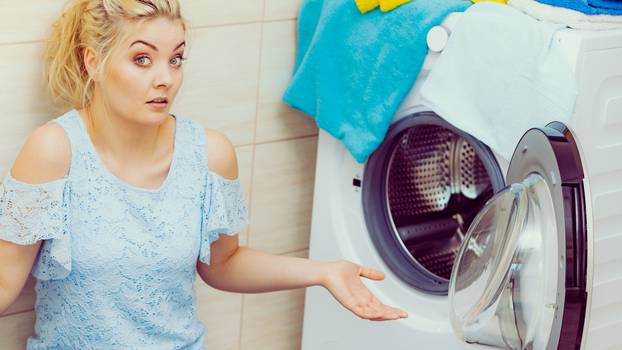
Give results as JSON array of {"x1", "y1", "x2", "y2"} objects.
[
  {"x1": 0, "y1": 241, "x2": 41, "y2": 315},
  {"x1": 198, "y1": 129, "x2": 408, "y2": 321},
  {"x1": 197, "y1": 237, "x2": 407, "y2": 321},
  {"x1": 197, "y1": 236, "x2": 325, "y2": 293},
  {"x1": 0, "y1": 124, "x2": 70, "y2": 314}
]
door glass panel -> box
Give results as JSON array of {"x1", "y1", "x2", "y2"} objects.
[
  {"x1": 449, "y1": 173, "x2": 559, "y2": 350},
  {"x1": 513, "y1": 174, "x2": 559, "y2": 350}
]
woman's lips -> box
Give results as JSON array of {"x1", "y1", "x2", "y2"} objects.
[{"x1": 147, "y1": 100, "x2": 168, "y2": 109}]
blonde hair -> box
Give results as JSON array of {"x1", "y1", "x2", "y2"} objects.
[{"x1": 44, "y1": 0, "x2": 185, "y2": 110}]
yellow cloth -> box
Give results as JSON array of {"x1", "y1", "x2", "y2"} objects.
[
  {"x1": 379, "y1": 0, "x2": 412, "y2": 12},
  {"x1": 355, "y1": 0, "x2": 412, "y2": 13},
  {"x1": 355, "y1": 0, "x2": 379, "y2": 13},
  {"x1": 471, "y1": 0, "x2": 507, "y2": 3}
]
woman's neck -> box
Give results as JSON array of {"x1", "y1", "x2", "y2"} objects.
[{"x1": 78, "y1": 97, "x2": 171, "y2": 167}]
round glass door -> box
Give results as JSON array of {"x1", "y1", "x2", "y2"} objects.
[{"x1": 449, "y1": 173, "x2": 560, "y2": 350}]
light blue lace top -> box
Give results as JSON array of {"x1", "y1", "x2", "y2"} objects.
[{"x1": 0, "y1": 109, "x2": 249, "y2": 350}]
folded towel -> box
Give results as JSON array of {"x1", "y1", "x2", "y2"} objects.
[
  {"x1": 355, "y1": 0, "x2": 413, "y2": 13},
  {"x1": 587, "y1": 0, "x2": 622, "y2": 10},
  {"x1": 420, "y1": 3, "x2": 577, "y2": 161},
  {"x1": 537, "y1": 0, "x2": 622, "y2": 15},
  {"x1": 510, "y1": 0, "x2": 622, "y2": 29},
  {"x1": 283, "y1": 0, "x2": 471, "y2": 163}
]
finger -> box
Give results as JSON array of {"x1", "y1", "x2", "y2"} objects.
[
  {"x1": 356, "y1": 299, "x2": 391, "y2": 320},
  {"x1": 362, "y1": 303, "x2": 397, "y2": 321},
  {"x1": 372, "y1": 300, "x2": 407, "y2": 318},
  {"x1": 354, "y1": 304, "x2": 380, "y2": 320},
  {"x1": 370, "y1": 313, "x2": 400, "y2": 321},
  {"x1": 370, "y1": 302, "x2": 408, "y2": 320},
  {"x1": 359, "y1": 266, "x2": 385, "y2": 281},
  {"x1": 367, "y1": 294, "x2": 408, "y2": 319},
  {"x1": 368, "y1": 308, "x2": 401, "y2": 321},
  {"x1": 386, "y1": 305, "x2": 408, "y2": 318},
  {"x1": 390, "y1": 307, "x2": 408, "y2": 318},
  {"x1": 350, "y1": 292, "x2": 407, "y2": 320}
]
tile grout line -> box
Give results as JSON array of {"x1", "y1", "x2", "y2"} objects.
[
  {"x1": 0, "y1": 19, "x2": 295, "y2": 47},
  {"x1": 245, "y1": 3, "x2": 267, "y2": 264},
  {"x1": 238, "y1": 1, "x2": 267, "y2": 349},
  {"x1": 0, "y1": 308, "x2": 34, "y2": 319},
  {"x1": 0, "y1": 39, "x2": 41, "y2": 47},
  {"x1": 233, "y1": 132, "x2": 315, "y2": 149},
  {"x1": 237, "y1": 132, "x2": 318, "y2": 149},
  {"x1": 262, "y1": 17, "x2": 297, "y2": 24},
  {"x1": 282, "y1": 247, "x2": 310, "y2": 256},
  {"x1": 190, "y1": 17, "x2": 294, "y2": 31},
  {"x1": 189, "y1": 19, "x2": 260, "y2": 30}
]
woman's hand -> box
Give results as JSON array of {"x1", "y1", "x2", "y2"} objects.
[{"x1": 320, "y1": 260, "x2": 408, "y2": 321}]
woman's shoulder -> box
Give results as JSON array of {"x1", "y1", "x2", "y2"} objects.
[
  {"x1": 10, "y1": 122, "x2": 71, "y2": 184},
  {"x1": 173, "y1": 116, "x2": 238, "y2": 180},
  {"x1": 203, "y1": 127, "x2": 238, "y2": 180}
]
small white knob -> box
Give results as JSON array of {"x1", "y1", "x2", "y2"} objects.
[{"x1": 427, "y1": 25, "x2": 449, "y2": 52}]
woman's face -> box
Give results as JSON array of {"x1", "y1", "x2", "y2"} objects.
[{"x1": 98, "y1": 16, "x2": 185, "y2": 125}]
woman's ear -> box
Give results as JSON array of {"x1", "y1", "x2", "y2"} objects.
[{"x1": 83, "y1": 47, "x2": 99, "y2": 82}]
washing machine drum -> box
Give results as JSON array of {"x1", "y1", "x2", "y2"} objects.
[
  {"x1": 363, "y1": 113, "x2": 506, "y2": 294},
  {"x1": 362, "y1": 113, "x2": 587, "y2": 350}
]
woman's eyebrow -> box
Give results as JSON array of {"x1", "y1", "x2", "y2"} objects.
[
  {"x1": 130, "y1": 40, "x2": 158, "y2": 51},
  {"x1": 129, "y1": 40, "x2": 186, "y2": 51}
]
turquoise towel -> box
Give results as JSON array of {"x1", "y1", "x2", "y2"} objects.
[{"x1": 282, "y1": 0, "x2": 471, "y2": 163}]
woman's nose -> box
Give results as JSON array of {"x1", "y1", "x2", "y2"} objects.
[{"x1": 154, "y1": 63, "x2": 174, "y2": 87}]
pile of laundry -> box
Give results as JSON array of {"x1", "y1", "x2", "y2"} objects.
[
  {"x1": 282, "y1": 0, "x2": 471, "y2": 163},
  {"x1": 282, "y1": 0, "x2": 621, "y2": 164},
  {"x1": 508, "y1": 0, "x2": 622, "y2": 29},
  {"x1": 354, "y1": 0, "x2": 506, "y2": 13},
  {"x1": 352, "y1": 0, "x2": 622, "y2": 32}
]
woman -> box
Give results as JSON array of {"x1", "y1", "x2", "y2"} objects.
[{"x1": 0, "y1": 0, "x2": 407, "y2": 348}]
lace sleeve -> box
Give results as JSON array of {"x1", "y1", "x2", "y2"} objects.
[
  {"x1": 0, "y1": 172, "x2": 72, "y2": 280},
  {"x1": 198, "y1": 171, "x2": 249, "y2": 265}
]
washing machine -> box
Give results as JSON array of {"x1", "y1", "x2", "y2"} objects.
[{"x1": 301, "y1": 12, "x2": 622, "y2": 350}]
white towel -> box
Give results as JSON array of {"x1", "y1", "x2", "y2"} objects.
[
  {"x1": 420, "y1": 3, "x2": 577, "y2": 161},
  {"x1": 509, "y1": 0, "x2": 622, "y2": 30}
]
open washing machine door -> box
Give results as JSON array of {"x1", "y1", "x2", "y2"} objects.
[{"x1": 448, "y1": 122, "x2": 588, "y2": 350}]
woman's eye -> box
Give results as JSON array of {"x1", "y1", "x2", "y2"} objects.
[
  {"x1": 170, "y1": 55, "x2": 185, "y2": 67},
  {"x1": 135, "y1": 55, "x2": 151, "y2": 66}
]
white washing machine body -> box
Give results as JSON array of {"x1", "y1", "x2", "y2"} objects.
[{"x1": 301, "y1": 12, "x2": 622, "y2": 350}]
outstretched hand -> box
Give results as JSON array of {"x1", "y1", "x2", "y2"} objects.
[{"x1": 320, "y1": 260, "x2": 408, "y2": 321}]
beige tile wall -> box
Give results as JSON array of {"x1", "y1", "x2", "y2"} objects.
[{"x1": 0, "y1": 1, "x2": 317, "y2": 349}]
